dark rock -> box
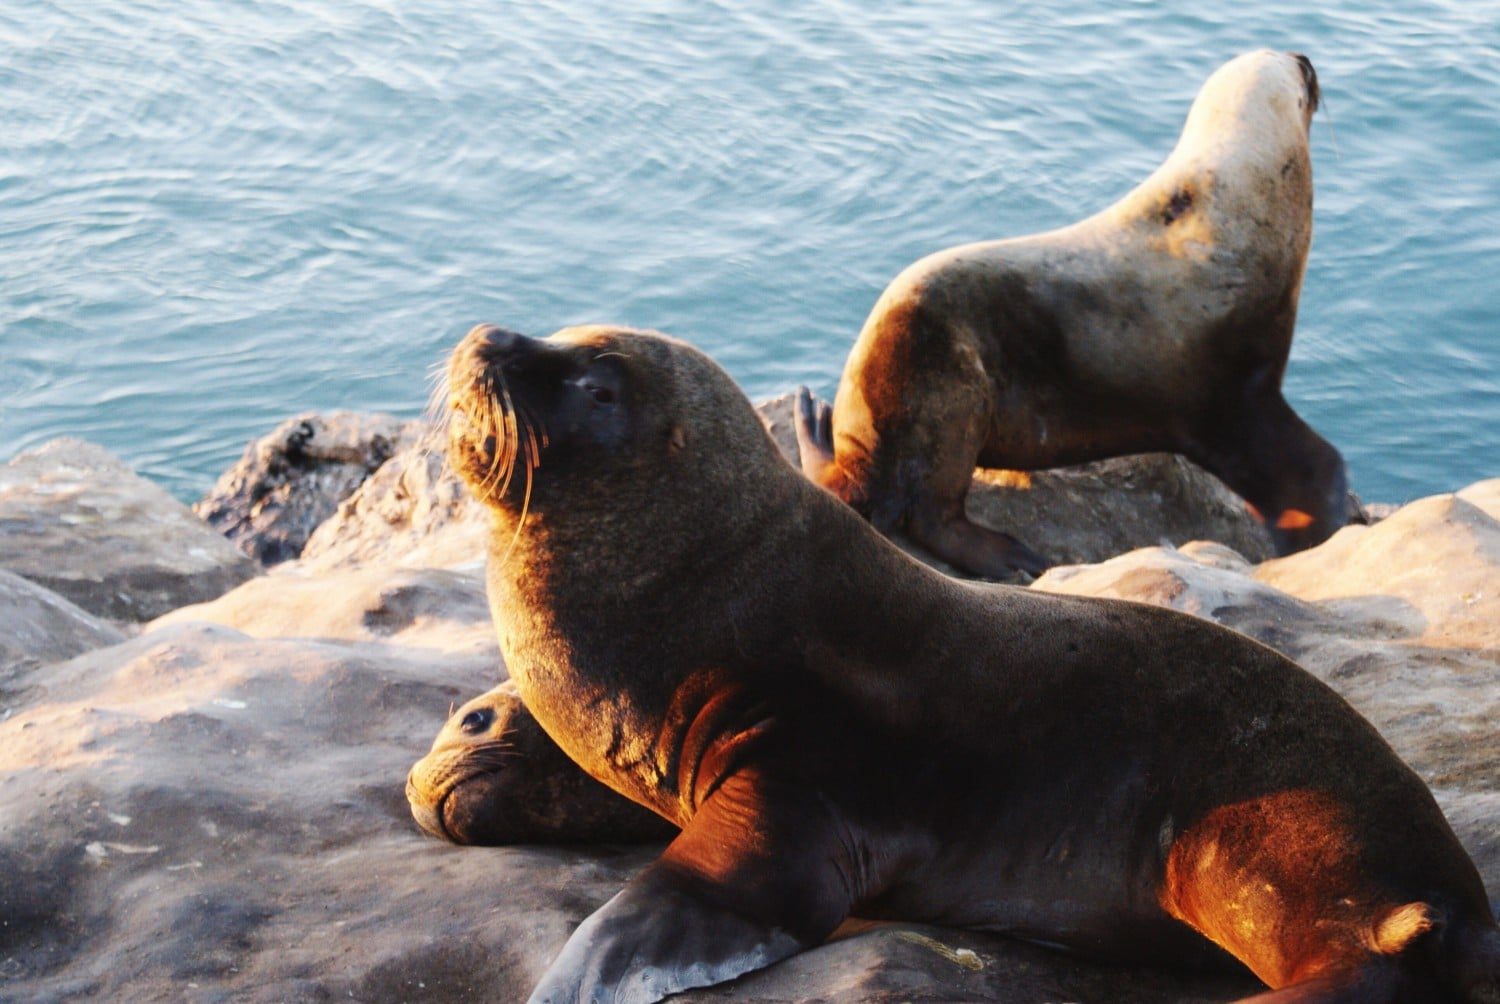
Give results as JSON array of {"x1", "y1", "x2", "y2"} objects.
[{"x1": 195, "y1": 412, "x2": 421, "y2": 566}]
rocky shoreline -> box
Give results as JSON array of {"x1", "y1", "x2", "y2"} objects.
[{"x1": 1, "y1": 405, "x2": 1495, "y2": 1002}]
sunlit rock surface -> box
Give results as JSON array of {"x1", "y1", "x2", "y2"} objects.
[
  {"x1": 297, "y1": 427, "x2": 492, "y2": 573},
  {"x1": 0, "y1": 440, "x2": 257, "y2": 621},
  {"x1": 152, "y1": 564, "x2": 497, "y2": 669},
  {"x1": 0, "y1": 432, "x2": 1494, "y2": 1001},
  {"x1": 195, "y1": 412, "x2": 422, "y2": 566}
]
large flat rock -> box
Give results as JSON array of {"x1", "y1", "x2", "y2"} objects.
[
  {"x1": 0, "y1": 440, "x2": 257, "y2": 621},
  {"x1": 152, "y1": 563, "x2": 498, "y2": 672}
]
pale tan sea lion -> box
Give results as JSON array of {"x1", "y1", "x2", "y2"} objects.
[{"x1": 797, "y1": 50, "x2": 1355, "y2": 578}]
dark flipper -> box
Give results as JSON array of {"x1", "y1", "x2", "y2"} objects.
[
  {"x1": 526, "y1": 865, "x2": 802, "y2": 1004},
  {"x1": 794, "y1": 385, "x2": 837, "y2": 486},
  {"x1": 527, "y1": 769, "x2": 854, "y2": 1004},
  {"x1": 909, "y1": 497, "x2": 1051, "y2": 579}
]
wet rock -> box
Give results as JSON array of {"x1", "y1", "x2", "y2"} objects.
[
  {"x1": 758, "y1": 393, "x2": 1274, "y2": 572},
  {"x1": 195, "y1": 412, "x2": 422, "y2": 566},
  {"x1": 0, "y1": 439, "x2": 257, "y2": 621}
]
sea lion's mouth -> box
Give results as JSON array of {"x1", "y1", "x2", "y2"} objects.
[
  {"x1": 1290, "y1": 52, "x2": 1320, "y2": 114},
  {"x1": 407, "y1": 733, "x2": 522, "y2": 843}
]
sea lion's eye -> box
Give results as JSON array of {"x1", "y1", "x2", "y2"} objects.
[
  {"x1": 459, "y1": 708, "x2": 492, "y2": 734},
  {"x1": 587, "y1": 384, "x2": 616, "y2": 405}
]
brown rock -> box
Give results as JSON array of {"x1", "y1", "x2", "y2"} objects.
[{"x1": 298, "y1": 427, "x2": 491, "y2": 572}]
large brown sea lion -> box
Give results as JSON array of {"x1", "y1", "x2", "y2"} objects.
[
  {"x1": 406, "y1": 682, "x2": 675, "y2": 845},
  {"x1": 796, "y1": 50, "x2": 1356, "y2": 578},
  {"x1": 442, "y1": 322, "x2": 1498, "y2": 1003}
]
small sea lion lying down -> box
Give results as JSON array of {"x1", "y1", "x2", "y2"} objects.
[{"x1": 407, "y1": 682, "x2": 674, "y2": 845}]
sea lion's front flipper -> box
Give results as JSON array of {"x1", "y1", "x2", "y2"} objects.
[{"x1": 528, "y1": 769, "x2": 854, "y2": 1004}]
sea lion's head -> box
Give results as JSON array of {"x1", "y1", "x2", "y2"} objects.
[
  {"x1": 442, "y1": 323, "x2": 793, "y2": 566},
  {"x1": 1181, "y1": 49, "x2": 1320, "y2": 144},
  {"x1": 406, "y1": 682, "x2": 675, "y2": 845}
]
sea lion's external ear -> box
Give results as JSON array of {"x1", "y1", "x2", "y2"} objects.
[{"x1": 668, "y1": 424, "x2": 687, "y2": 453}]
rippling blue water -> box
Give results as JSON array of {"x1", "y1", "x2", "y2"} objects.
[{"x1": 3, "y1": 1, "x2": 1497, "y2": 503}]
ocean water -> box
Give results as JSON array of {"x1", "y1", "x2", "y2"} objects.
[{"x1": 3, "y1": 0, "x2": 1496, "y2": 504}]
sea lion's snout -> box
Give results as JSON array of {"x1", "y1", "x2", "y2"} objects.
[
  {"x1": 405, "y1": 757, "x2": 459, "y2": 841},
  {"x1": 442, "y1": 323, "x2": 555, "y2": 505},
  {"x1": 1289, "y1": 52, "x2": 1320, "y2": 114},
  {"x1": 450, "y1": 323, "x2": 531, "y2": 387}
]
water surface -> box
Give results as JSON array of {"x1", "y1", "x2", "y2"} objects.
[{"x1": 3, "y1": 1, "x2": 1497, "y2": 502}]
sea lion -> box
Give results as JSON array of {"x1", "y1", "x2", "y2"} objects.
[
  {"x1": 796, "y1": 50, "x2": 1355, "y2": 578},
  {"x1": 407, "y1": 682, "x2": 676, "y2": 845},
  {"x1": 443, "y1": 322, "x2": 1499, "y2": 1003}
]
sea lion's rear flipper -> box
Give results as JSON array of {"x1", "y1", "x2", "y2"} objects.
[
  {"x1": 909, "y1": 497, "x2": 1051, "y2": 579},
  {"x1": 527, "y1": 769, "x2": 854, "y2": 1004}
]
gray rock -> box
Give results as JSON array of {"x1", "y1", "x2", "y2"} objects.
[
  {"x1": 758, "y1": 393, "x2": 1274, "y2": 573},
  {"x1": 0, "y1": 569, "x2": 124, "y2": 707},
  {"x1": 195, "y1": 412, "x2": 422, "y2": 566},
  {"x1": 0, "y1": 439, "x2": 257, "y2": 621}
]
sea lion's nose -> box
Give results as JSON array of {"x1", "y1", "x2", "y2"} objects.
[
  {"x1": 467, "y1": 324, "x2": 526, "y2": 362},
  {"x1": 1289, "y1": 52, "x2": 1319, "y2": 111}
]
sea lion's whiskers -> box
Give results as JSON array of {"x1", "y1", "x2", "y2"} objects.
[
  {"x1": 496, "y1": 376, "x2": 525, "y2": 499},
  {"x1": 496, "y1": 407, "x2": 538, "y2": 568},
  {"x1": 478, "y1": 370, "x2": 516, "y2": 497}
]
